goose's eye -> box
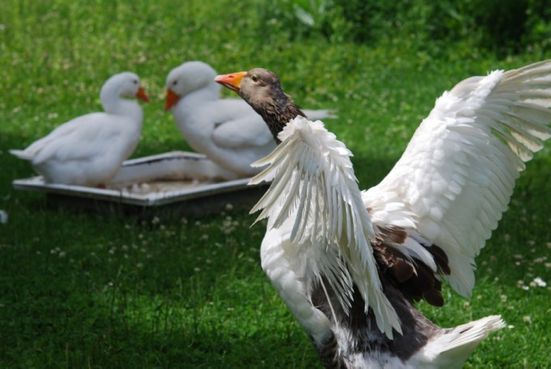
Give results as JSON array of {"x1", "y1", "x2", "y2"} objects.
[
  {"x1": 251, "y1": 75, "x2": 258, "y2": 83},
  {"x1": 133, "y1": 79, "x2": 138, "y2": 85},
  {"x1": 172, "y1": 81, "x2": 178, "y2": 86}
]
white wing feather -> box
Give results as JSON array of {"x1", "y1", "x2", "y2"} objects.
[
  {"x1": 211, "y1": 114, "x2": 274, "y2": 149},
  {"x1": 363, "y1": 60, "x2": 551, "y2": 297},
  {"x1": 250, "y1": 116, "x2": 401, "y2": 339},
  {"x1": 12, "y1": 113, "x2": 126, "y2": 165}
]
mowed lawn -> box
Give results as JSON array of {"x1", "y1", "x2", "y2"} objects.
[{"x1": 0, "y1": 1, "x2": 550, "y2": 368}]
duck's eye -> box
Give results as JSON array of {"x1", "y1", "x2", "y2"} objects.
[
  {"x1": 172, "y1": 81, "x2": 178, "y2": 86},
  {"x1": 251, "y1": 75, "x2": 258, "y2": 82},
  {"x1": 133, "y1": 79, "x2": 138, "y2": 84}
]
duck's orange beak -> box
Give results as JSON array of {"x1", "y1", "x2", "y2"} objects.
[
  {"x1": 136, "y1": 86, "x2": 149, "y2": 102},
  {"x1": 215, "y1": 71, "x2": 246, "y2": 93},
  {"x1": 165, "y1": 89, "x2": 180, "y2": 111}
]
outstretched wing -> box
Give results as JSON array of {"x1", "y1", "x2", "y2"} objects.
[
  {"x1": 363, "y1": 60, "x2": 551, "y2": 297},
  {"x1": 250, "y1": 116, "x2": 401, "y2": 339}
]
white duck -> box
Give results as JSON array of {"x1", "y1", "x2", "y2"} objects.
[
  {"x1": 164, "y1": 61, "x2": 334, "y2": 178},
  {"x1": 216, "y1": 62, "x2": 551, "y2": 369},
  {"x1": 11, "y1": 72, "x2": 148, "y2": 187}
]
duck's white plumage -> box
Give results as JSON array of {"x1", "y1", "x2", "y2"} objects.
[
  {"x1": 248, "y1": 60, "x2": 550, "y2": 367},
  {"x1": 165, "y1": 61, "x2": 334, "y2": 178},
  {"x1": 11, "y1": 72, "x2": 146, "y2": 186}
]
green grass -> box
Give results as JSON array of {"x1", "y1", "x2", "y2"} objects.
[{"x1": 1, "y1": 1, "x2": 550, "y2": 368}]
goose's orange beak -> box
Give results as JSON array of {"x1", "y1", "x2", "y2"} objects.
[
  {"x1": 165, "y1": 89, "x2": 180, "y2": 111},
  {"x1": 215, "y1": 71, "x2": 246, "y2": 93},
  {"x1": 136, "y1": 86, "x2": 149, "y2": 102}
]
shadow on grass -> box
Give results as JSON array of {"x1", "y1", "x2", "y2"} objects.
[
  {"x1": 0, "y1": 223, "x2": 319, "y2": 368},
  {"x1": 0, "y1": 269, "x2": 320, "y2": 369}
]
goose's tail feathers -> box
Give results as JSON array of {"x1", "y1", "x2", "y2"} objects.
[{"x1": 411, "y1": 315, "x2": 505, "y2": 369}]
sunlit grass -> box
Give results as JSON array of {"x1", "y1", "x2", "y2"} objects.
[{"x1": 0, "y1": 1, "x2": 550, "y2": 368}]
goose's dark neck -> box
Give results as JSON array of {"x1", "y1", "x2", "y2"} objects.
[{"x1": 252, "y1": 89, "x2": 306, "y2": 143}]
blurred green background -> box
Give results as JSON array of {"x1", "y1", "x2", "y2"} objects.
[{"x1": 0, "y1": 1, "x2": 550, "y2": 368}]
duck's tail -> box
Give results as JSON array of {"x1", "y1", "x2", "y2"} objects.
[
  {"x1": 9, "y1": 149, "x2": 33, "y2": 160},
  {"x1": 410, "y1": 315, "x2": 505, "y2": 369}
]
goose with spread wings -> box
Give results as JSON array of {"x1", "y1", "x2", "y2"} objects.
[{"x1": 215, "y1": 61, "x2": 551, "y2": 369}]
